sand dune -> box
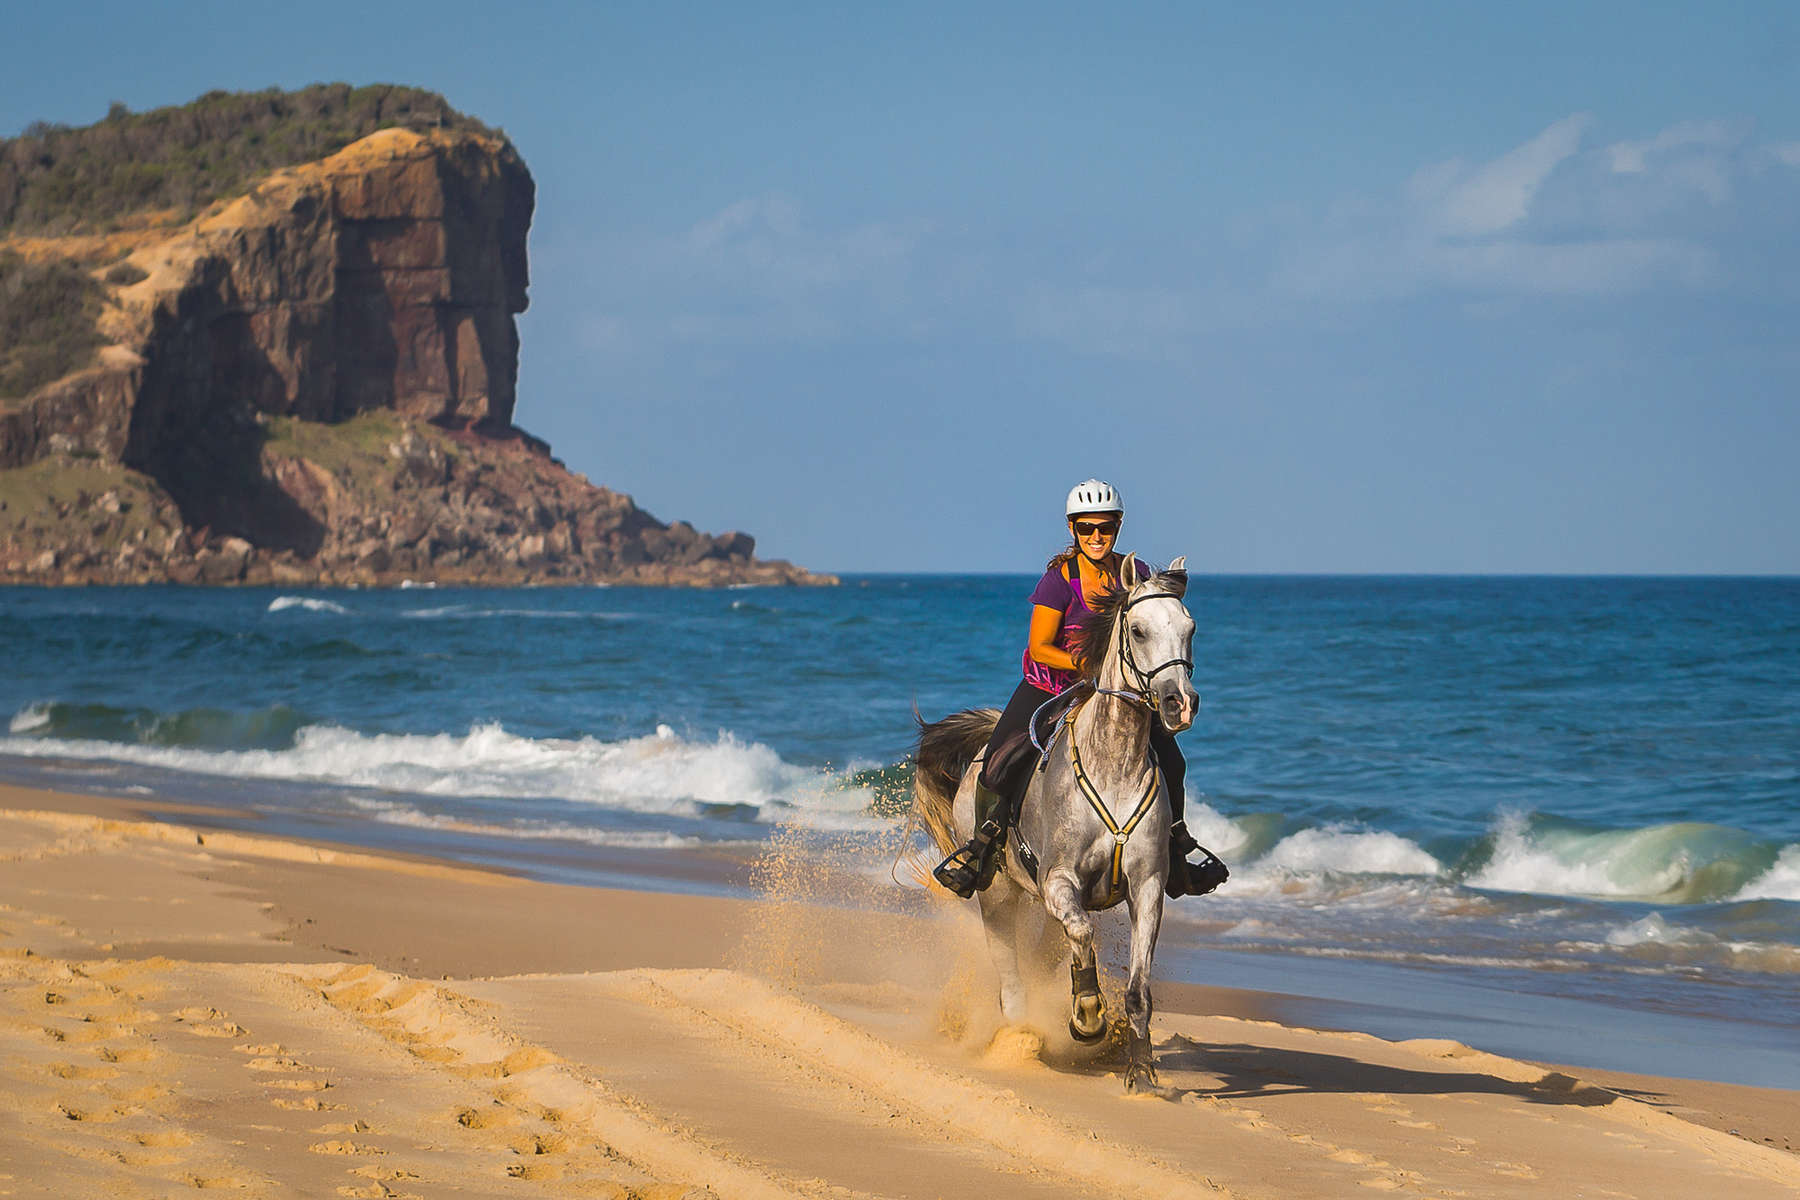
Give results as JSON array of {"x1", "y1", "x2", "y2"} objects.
[{"x1": 0, "y1": 796, "x2": 1794, "y2": 1199}]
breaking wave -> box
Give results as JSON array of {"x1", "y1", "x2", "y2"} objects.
[
  {"x1": 265, "y1": 595, "x2": 639, "y2": 622},
  {"x1": 398, "y1": 605, "x2": 638, "y2": 621},
  {"x1": 4, "y1": 698, "x2": 1794, "y2": 908},
  {"x1": 1738, "y1": 844, "x2": 1800, "y2": 903},
  {"x1": 0, "y1": 712, "x2": 879, "y2": 831},
  {"x1": 1169, "y1": 803, "x2": 1795, "y2": 909},
  {"x1": 1465, "y1": 811, "x2": 1786, "y2": 904},
  {"x1": 268, "y1": 596, "x2": 351, "y2": 615},
  {"x1": 5, "y1": 700, "x2": 312, "y2": 750}
]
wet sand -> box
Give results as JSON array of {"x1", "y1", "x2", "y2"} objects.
[{"x1": 1, "y1": 784, "x2": 1794, "y2": 1198}]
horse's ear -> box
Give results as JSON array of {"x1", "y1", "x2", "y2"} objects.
[
  {"x1": 1164, "y1": 555, "x2": 1189, "y2": 597},
  {"x1": 1120, "y1": 554, "x2": 1141, "y2": 588}
]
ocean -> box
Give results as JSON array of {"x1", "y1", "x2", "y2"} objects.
[{"x1": 3, "y1": 576, "x2": 1796, "y2": 1087}]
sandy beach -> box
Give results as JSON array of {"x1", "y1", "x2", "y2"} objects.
[{"x1": 0, "y1": 783, "x2": 1794, "y2": 1200}]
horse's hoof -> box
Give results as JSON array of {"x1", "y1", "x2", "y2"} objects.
[
  {"x1": 1068, "y1": 993, "x2": 1107, "y2": 1043},
  {"x1": 1124, "y1": 1062, "x2": 1159, "y2": 1093}
]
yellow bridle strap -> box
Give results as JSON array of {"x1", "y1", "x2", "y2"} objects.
[{"x1": 1066, "y1": 710, "x2": 1161, "y2": 906}]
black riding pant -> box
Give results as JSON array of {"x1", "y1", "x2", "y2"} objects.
[{"x1": 977, "y1": 680, "x2": 1187, "y2": 822}]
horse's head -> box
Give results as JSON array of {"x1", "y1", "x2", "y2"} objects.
[{"x1": 1117, "y1": 555, "x2": 1199, "y2": 733}]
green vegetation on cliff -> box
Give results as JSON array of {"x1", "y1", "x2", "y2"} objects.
[
  {"x1": 0, "y1": 456, "x2": 179, "y2": 552},
  {"x1": 0, "y1": 83, "x2": 500, "y2": 236},
  {"x1": 0, "y1": 251, "x2": 104, "y2": 400},
  {"x1": 260, "y1": 409, "x2": 422, "y2": 473}
]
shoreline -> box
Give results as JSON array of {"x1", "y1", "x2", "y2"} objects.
[
  {"x1": 11, "y1": 761, "x2": 1797, "y2": 1093},
  {"x1": 0, "y1": 781, "x2": 1794, "y2": 1196}
]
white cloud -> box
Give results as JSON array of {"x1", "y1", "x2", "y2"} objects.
[
  {"x1": 1274, "y1": 227, "x2": 1714, "y2": 303},
  {"x1": 566, "y1": 116, "x2": 1797, "y2": 366},
  {"x1": 1277, "y1": 114, "x2": 1773, "y2": 302},
  {"x1": 574, "y1": 195, "x2": 936, "y2": 356},
  {"x1": 1012, "y1": 285, "x2": 1219, "y2": 360},
  {"x1": 1768, "y1": 142, "x2": 1800, "y2": 168},
  {"x1": 1412, "y1": 114, "x2": 1591, "y2": 237},
  {"x1": 674, "y1": 193, "x2": 927, "y2": 295},
  {"x1": 1425, "y1": 237, "x2": 1715, "y2": 293},
  {"x1": 1605, "y1": 120, "x2": 1739, "y2": 174}
]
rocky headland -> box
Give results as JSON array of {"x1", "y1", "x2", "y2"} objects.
[{"x1": 0, "y1": 86, "x2": 833, "y2": 586}]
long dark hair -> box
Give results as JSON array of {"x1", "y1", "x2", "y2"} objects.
[
  {"x1": 1045, "y1": 545, "x2": 1123, "y2": 574},
  {"x1": 1072, "y1": 585, "x2": 1128, "y2": 682},
  {"x1": 1045, "y1": 543, "x2": 1080, "y2": 572},
  {"x1": 1072, "y1": 568, "x2": 1185, "y2": 682}
]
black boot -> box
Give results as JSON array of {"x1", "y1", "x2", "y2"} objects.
[
  {"x1": 1166, "y1": 820, "x2": 1229, "y2": 899},
  {"x1": 932, "y1": 784, "x2": 1007, "y2": 898}
]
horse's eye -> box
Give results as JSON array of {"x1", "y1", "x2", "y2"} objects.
[{"x1": 1131, "y1": 624, "x2": 1146, "y2": 640}]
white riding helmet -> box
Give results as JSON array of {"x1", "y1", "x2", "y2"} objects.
[{"x1": 1065, "y1": 478, "x2": 1124, "y2": 519}]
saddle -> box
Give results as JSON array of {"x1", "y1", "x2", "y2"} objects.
[{"x1": 981, "y1": 685, "x2": 1084, "y2": 805}]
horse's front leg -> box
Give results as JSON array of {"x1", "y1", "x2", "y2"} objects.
[
  {"x1": 1122, "y1": 883, "x2": 1165, "y2": 1092},
  {"x1": 1042, "y1": 870, "x2": 1104, "y2": 1043}
]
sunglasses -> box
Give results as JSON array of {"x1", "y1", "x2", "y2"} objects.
[{"x1": 1073, "y1": 519, "x2": 1120, "y2": 538}]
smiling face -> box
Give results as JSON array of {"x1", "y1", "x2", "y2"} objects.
[{"x1": 1070, "y1": 512, "x2": 1121, "y2": 560}]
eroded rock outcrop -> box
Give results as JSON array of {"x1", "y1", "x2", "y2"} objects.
[{"x1": 0, "y1": 124, "x2": 833, "y2": 587}]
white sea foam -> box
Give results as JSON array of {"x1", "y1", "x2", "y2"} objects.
[
  {"x1": 1575, "y1": 913, "x2": 1800, "y2": 973},
  {"x1": 1184, "y1": 801, "x2": 1253, "y2": 858},
  {"x1": 0, "y1": 721, "x2": 881, "y2": 831},
  {"x1": 399, "y1": 605, "x2": 635, "y2": 621},
  {"x1": 1605, "y1": 913, "x2": 1684, "y2": 948},
  {"x1": 1737, "y1": 844, "x2": 1800, "y2": 903},
  {"x1": 8, "y1": 703, "x2": 51, "y2": 734},
  {"x1": 1207, "y1": 821, "x2": 1444, "y2": 905},
  {"x1": 340, "y1": 795, "x2": 704, "y2": 849},
  {"x1": 268, "y1": 596, "x2": 351, "y2": 615},
  {"x1": 1220, "y1": 918, "x2": 1304, "y2": 941},
  {"x1": 1253, "y1": 827, "x2": 1442, "y2": 878}
]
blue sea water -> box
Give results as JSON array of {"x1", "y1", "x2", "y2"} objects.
[{"x1": 2, "y1": 576, "x2": 1796, "y2": 1084}]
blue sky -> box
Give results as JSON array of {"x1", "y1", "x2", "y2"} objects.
[{"x1": 7, "y1": 2, "x2": 1798, "y2": 572}]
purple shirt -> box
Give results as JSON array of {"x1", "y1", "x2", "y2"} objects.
[{"x1": 1020, "y1": 557, "x2": 1148, "y2": 695}]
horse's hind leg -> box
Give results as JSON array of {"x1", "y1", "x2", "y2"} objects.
[
  {"x1": 1122, "y1": 887, "x2": 1165, "y2": 1092},
  {"x1": 977, "y1": 878, "x2": 1029, "y2": 1023},
  {"x1": 1042, "y1": 871, "x2": 1104, "y2": 1043}
]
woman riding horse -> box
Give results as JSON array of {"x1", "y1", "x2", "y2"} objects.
[{"x1": 932, "y1": 478, "x2": 1216, "y2": 900}]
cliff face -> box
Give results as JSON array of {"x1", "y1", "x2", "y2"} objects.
[{"x1": 0, "y1": 126, "x2": 832, "y2": 587}]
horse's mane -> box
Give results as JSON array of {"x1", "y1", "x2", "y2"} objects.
[{"x1": 1073, "y1": 570, "x2": 1186, "y2": 681}]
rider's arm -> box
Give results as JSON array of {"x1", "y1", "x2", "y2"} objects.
[{"x1": 1027, "y1": 605, "x2": 1081, "y2": 672}]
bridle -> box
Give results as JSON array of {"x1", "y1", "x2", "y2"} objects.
[
  {"x1": 1095, "y1": 586, "x2": 1192, "y2": 709},
  {"x1": 1027, "y1": 580, "x2": 1195, "y2": 759}
]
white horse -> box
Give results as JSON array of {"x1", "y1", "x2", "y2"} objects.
[{"x1": 914, "y1": 558, "x2": 1198, "y2": 1092}]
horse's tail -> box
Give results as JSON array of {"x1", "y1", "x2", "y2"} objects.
[{"x1": 912, "y1": 707, "x2": 1000, "y2": 856}]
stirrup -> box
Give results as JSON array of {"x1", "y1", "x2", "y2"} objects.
[
  {"x1": 932, "y1": 820, "x2": 1003, "y2": 899},
  {"x1": 1166, "y1": 822, "x2": 1229, "y2": 900}
]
